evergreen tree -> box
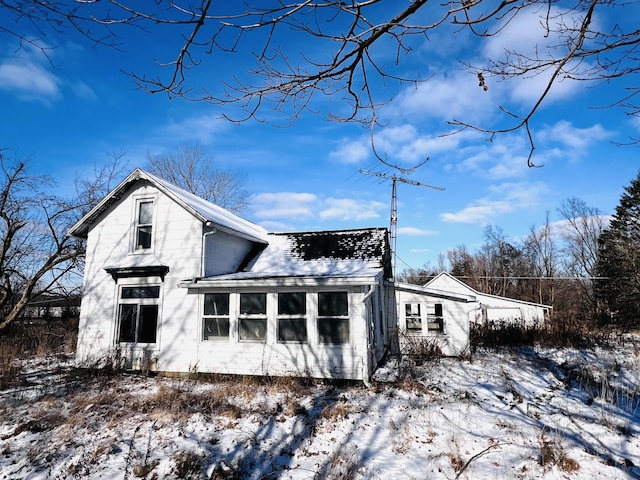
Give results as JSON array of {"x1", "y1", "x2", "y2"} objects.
[{"x1": 595, "y1": 171, "x2": 640, "y2": 328}]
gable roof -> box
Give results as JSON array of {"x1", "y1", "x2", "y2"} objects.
[
  {"x1": 181, "y1": 228, "x2": 392, "y2": 287},
  {"x1": 395, "y1": 281, "x2": 476, "y2": 303},
  {"x1": 68, "y1": 168, "x2": 268, "y2": 243},
  {"x1": 425, "y1": 272, "x2": 552, "y2": 308}
]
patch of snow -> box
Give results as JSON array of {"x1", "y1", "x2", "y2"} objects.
[{"x1": 1, "y1": 343, "x2": 639, "y2": 479}]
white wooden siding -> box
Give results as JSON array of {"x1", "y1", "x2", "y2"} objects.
[
  {"x1": 76, "y1": 183, "x2": 203, "y2": 368},
  {"x1": 396, "y1": 289, "x2": 473, "y2": 356}
]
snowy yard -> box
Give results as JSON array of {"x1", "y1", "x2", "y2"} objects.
[{"x1": 1, "y1": 341, "x2": 639, "y2": 479}]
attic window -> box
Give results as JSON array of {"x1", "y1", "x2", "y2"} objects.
[{"x1": 135, "y1": 200, "x2": 154, "y2": 250}]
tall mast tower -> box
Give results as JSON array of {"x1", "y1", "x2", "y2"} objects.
[{"x1": 359, "y1": 169, "x2": 444, "y2": 277}]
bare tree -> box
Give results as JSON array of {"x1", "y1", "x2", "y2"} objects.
[
  {"x1": 0, "y1": 151, "x2": 124, "y2": 331},
  {"x1": 2, "y1": 1, "x2": 639, "y2": 162},
  {"x1": 556, "y1": 198, "x2": 607, "y2": 321},
  {"x1": 523, "y1": 212, "x2": 559, "y2": 306},
  {"x1": 145, "y1": 144, "x2": 249, "y2": 213}
]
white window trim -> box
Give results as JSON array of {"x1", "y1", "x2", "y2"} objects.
[
  {"x1": 237, "y1": 291, "x2": 268, "y2": 343},
  {"x1": 115, "y1": 282, "x2": 162, "y2": 347},
  {"x1": 276, "y1": 291, "x2": 308, "y2": 344},
  {"x1": 403, "y1": 301, "x2": 446, "y2": 336},
  {"x1": 131, "y1": 195, "x2": 158, "y2": 254},
  {"x1": 316, "y1": 290, "x2": 351, "y2": 345}
]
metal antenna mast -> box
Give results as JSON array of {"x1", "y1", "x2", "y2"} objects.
[{"x1": 359, "y1": 169, "x2": 444, "y2": 277}]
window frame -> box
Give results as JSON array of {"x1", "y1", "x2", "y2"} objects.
[
  {"x1": 277, "y1": 292, "x2": 307, "y2": 343},
  {"x1": 116, "y1": 284, "x2": 161, "y2": 345},
  {"x1": 133, "y1": 197, "x2": 156, "y2": 253},
  {"x1": 426, "y1": 302, "x2": 445, "y2": 334},
  {"x1": 404, "y1": 302, "x2": 423, "y2": 334},
  {"x1": 202, "y1": 292, "x2": 231, "y2": 341},
  {"x1": 238, "y1": 292, "x2": 268, "y2": 342},
  {"x1": 317, "y1": 291, "x2": 350, "y2": 345}
]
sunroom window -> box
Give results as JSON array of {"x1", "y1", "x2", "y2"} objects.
[
  {"x1": 317, "y1": 291, "x2": 349, "y2": 344},
  {"x1": 203, "y1": 293, "x2": 230, "y2": 340},
  {"x1": 239, "y1": 292, "x2": 267, "y2": 341},
  {"x1": 277, "y1": 292, "x2": 307, "y2": 343}
]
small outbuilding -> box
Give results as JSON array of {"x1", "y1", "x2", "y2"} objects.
[{"x1": 395, "y1": 272, "x2": 551, "y2": 356}]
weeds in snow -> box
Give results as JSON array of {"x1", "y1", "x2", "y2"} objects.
[{"x1": 538, "y1": 433, "x2": 580, "y2": 473}]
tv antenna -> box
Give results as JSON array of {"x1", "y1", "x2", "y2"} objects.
[{"x1": 359, "y1": 168, "x2": 444, "y2": 278}]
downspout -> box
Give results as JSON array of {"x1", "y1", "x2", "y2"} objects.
[
  {"x1": 361, "y1": 285, "x2": 377, "y2": 387},
  {"x1": 202, "y1": 225, "x2": 217, "y2": 277}
]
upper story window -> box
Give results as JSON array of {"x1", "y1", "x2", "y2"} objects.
[{"x1": 135, "y1": 200, "x2": 154, "y2": 251}]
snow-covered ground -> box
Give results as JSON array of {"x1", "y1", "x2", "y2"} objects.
[{"x1": 1, "y1": 341, "x2": 639, "y2": 479}]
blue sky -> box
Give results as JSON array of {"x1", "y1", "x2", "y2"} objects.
[{"x1": 0, "y1": 3, "x2": 638, "y2": 273}]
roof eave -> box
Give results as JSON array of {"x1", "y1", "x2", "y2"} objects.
[{"x1": 180, "y1": 273, "x2": 384, "y2": 289}]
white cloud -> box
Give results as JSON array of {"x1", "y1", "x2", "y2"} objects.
[
  {"x1": 455, "y1": 134, "x2": 534, "y2": 179},
  {"x1": 328, "y1": 123, "x2": 473, "y2": 167},
  {"x1": 393, "y1": 71, "x2": 495, "y2": 123},
  {"x1": 256, "y1": 220, "x2": 294, "y2": 232},
  {"x1": 329, "y1": 139, "x2": 371, "y2": 164},
  {"x1": 0, "y1": 59, "x2": 60, "y2": 99},
  {"x1": 398, "y1": 227, "x2": 437, "y2": 236},
  {"x1": 539, "y1": 120, "x2": 609, "y2": 149},
  {"x1": 319, "y1": 198, "x2": 385, "y2": 221},
  {"x1": 440, "y1": 182, "x2": 548, "y2": 224},
  {"x1": 251, "y1": 192, "x2": 386, "y2": 224},
  {"x1": 163, "y1": 114, "x2": 229, "y2": 144},
  {"x1": 481, "y1": 7, "x2": 590, "y2": 105},
  {"x1": 252, "y1": 192, "x2": 318, "y2": 220}
]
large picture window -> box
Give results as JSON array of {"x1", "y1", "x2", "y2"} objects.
[
  {"x1": 317, "y1": 291, "x2": 349, "y2": 344},
  {"x1": 203, "y1": 293, "x2": 230, "y2": 340},
  {"x1": 118, "y1": 286, "x2": 160, "y2": 344},
  {"x1": 239, "y1": 292, "x2": 267, "y2": 341},
  {"x1": 135, "y1": 200, "x2": 154, "y2": 250},
  {"x1": 277, "y1": 292, "x2": 307, "y2": 343}
]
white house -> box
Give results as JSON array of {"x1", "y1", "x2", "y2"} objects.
[
  {"x1": 395, "y1": 272, "x2": 551, "y2": 356},
  {"x1": 426, "y1": 272, "x2": 551, "y2": 327},
  {"x1": 69, "y1": 169, "x2": 396, "y2": 383}
]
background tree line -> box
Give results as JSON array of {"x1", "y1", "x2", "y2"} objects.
[
  {"x1": 0, "y1": 145, "x2": 247, "y2": 332},
  {"x1": 399, "y1": 171, "x2": 640, "y2": 331}
]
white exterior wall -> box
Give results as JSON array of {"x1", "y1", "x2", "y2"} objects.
[
  {"x1": 476, "y1": 293, "x2": 547, "y2": 328},
  {"x1": 204, "y1": 231, "x2": 255, "y2": 277},
  {"x1": 396, "y1": 289, "x2": 474, "y2": 356},
  {"x1": 76, "y1": 182, "x2": 203, "y2": 370},
  {"x1": 76, "y1": 179, "x2": 390, "y2": 382},
  {"x1": 189, "y1": 286, "x2": 371, "y2": 381},
  {"x1": 427, "y1": 273, "x2": 548, "y2": 328}
]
